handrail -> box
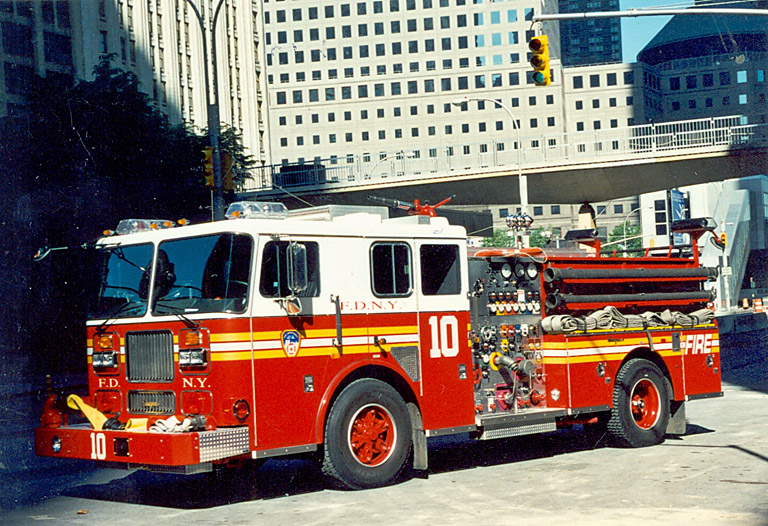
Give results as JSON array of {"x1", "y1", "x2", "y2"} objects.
[{"x1": 240, "y1": 114, "x2": 768, "y2": 193}]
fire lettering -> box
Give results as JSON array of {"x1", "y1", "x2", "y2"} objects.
[
  {"x1": 98, "y1": 378, "x2": 119, "y2": 388},
  {"x1": 683, "y1": 333, "x2": 713, "y2": 354}
]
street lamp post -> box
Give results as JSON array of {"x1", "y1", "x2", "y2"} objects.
[
  {"x1": 451, "y1": 96, "x2": 529, "y2": 247},
  {"x1": 185, "y1": 0, "x2": 226, "y2": 221},
  {"x1": 451, "y1": 96, "x2": 526, "y2": 214},
  {"x1": 620, "y1": 206, "x2": 646, "y2": 252},
  {"x1": 365, "y1": 151, "x2": 416, "y2": 180}
]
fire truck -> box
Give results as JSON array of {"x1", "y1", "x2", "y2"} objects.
[{"x1": 35, "y1": 201, "x2": 722, "y2": 490}]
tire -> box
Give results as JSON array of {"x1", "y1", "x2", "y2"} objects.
[
  {"x1": 607, "y1": 359, "x2": 670, "y2": 448},
  {"x1": 322, "y1": 378, "x2": 412, "y2": 490}
]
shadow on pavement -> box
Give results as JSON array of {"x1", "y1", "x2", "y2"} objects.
[{"x1": 64, "y1": 425, "x2": 615, "y2": 509}]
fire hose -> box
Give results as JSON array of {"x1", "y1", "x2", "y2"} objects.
[{"x1": 540, "y1": 306, "x2": 715, "y2": 334}]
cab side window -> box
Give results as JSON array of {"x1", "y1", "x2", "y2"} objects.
[
  {"x1": 370, "y1": 242, "x2": 412, "y2": 297},
  {"x1": 420, "y1": 244, "x2": 461, "y2": 295},
  {"x1": 259, "y1": 241, "x2": 320, "y2": 297}
]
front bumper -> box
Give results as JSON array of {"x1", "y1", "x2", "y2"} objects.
[{"x1": 35, "y1": 424, "x2": 250, "y2": 467}]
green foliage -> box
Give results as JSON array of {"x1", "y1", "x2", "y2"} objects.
[
  {"x1": 2, "y1": 55, "x2": 254, "y2": 240},
  {"x1": 528, "y1": 226, "x2": 550, "y2": 248},
  {"x1": 0, "y1": 56, "x2": 254, "y2": 375},
  {"x1": 607, "y1": 222, "x2": 643, "y2": 254},
  {"x1": 482, "y1": 227, "x2": 553, "y2": 248},
  {"x1": 482, "y1": 229, "x2": 516, "y2": 247}
]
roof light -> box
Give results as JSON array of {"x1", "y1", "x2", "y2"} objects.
[
  {"x1": 115, "y1": 219, "x2": 174, "y2": 235},
  {"x1": 225, "y1": 201, "x2": 289, "y2": 220}
]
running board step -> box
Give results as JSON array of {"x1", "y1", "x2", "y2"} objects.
[{"x1": 472, "y1": 408, "x2": 566, "y2": 441}]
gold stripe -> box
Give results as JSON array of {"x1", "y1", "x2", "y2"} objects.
[
  {"x1": 543, "y1": 348, "x2": 720, "y2": 365},
  {"x1": 211, "y1": 332, "x2": 251, "y2": 343},
  {"x1": 213, "y1": 345, "x2": 377, "y2": 361}
]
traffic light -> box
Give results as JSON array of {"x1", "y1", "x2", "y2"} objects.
[
  {"x1": 529, "y1": 35, "x2": 550, "y2": 87},
  {"x1": 202, "y1": 146, "x2": 214, "y2": 188},
  {"x1": 720, "y1": 231, "x2": 727, "y2": 247}
]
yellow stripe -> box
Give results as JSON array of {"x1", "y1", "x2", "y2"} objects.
[
  {"x1": 211, "y1": 332, "x2": 251, "y2": 343},
  {"x1": 543, "y1": 347, "x2": 720, "y2": 365},
  {"x1": 212, "y1": 345, "x2": 377, "y2": 361}
]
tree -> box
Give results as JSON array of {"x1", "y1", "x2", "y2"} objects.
[
  {"x1": 482, "y1": 229, "x2": 516, "y2": 247},
  {"x1": 0, "y1": 56, "x2": 254, "y2": 375},
  {"x1": 607, "y1": 222, "x2": 643, "y2": 255}
]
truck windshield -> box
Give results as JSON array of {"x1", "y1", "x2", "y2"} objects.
[
  {"x1": 88, "y1": 243, "x2": 153, "y2": 320},
  {"x1": 152, "y1": 233, "x2": 253, "y2": 315}
]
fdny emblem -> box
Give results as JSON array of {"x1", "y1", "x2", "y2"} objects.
[{"x1": 281, "y1": 330, "x2": 301, "y2": 357}]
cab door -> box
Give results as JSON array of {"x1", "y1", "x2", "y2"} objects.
[
  {"x1": 414, "y1": 240, "x2": 475, "y2": 432},
  {"x1": 249, "y1": 235, "x2": 329, "y2": 450}
]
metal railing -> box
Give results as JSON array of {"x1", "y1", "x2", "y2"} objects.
[{"x1": 241, "y1": 114, "x2": 768, "y2": 193}]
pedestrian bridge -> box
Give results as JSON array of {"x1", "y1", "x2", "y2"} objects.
[{"x1": 240, "y1": 114, "x2": 768, "y2": 207}]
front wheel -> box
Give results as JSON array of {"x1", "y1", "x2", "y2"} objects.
[
  {"x1": 607, "y1": 359, "x2": 670, "y2": 447},
  {"x1": 322, "y1": 379, "x2": 412, "y2": 489}
]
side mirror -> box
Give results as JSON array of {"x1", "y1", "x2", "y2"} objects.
[{"x1": 287, "y1": 242, "x2": 308, "y2": 295}]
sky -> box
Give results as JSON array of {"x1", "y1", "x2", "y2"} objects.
[{"x1": 620, "y1": 0, "x2": 695, "y2": 62}]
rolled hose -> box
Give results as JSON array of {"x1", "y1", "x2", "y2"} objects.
[
  {"x1": 545, "y1": 289, "x2": 716, "y2": 309},
  {"x1": 544, "y1": 266, "x2": 718, "y2": 283},
  {"x1": 540, "y1": 305, "x2": 716, "y2": 334}
]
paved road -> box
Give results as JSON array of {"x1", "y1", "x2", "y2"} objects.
[{"x1": 3, "y1": 377, "x2": 767, "y2": 526}]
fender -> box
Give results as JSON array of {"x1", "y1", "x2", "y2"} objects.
[{"x1": 314, "y1": 358, "x2": 415, "y2": 444}]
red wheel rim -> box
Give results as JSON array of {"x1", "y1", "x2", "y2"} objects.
[
  {"x1": 630, "y1": 378, "x2": 660, "y2": 429},
  {"x1": 347, "y1": 404, "x2": 397, "y2": 467}
]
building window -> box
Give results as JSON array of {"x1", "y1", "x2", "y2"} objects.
[
  {"x1": 720, "y1": 71, "x2": 731, "y2": 85},
  {"x1": 686, "y1": 75, "x2": 697, "y2": 89},
  {"x1": 703, "y1": 73, "x2": 713, "y2": 87},
  {"x1": 670, "y1": 77, "x2": 680, "y2": 90},
  {"x1": 589, "y1": 74, "x2": 600, "y2": 87},
  {"x1": 551, "y1": 205, "x2": 560, "y2": 215},
  {"x1": 533, "y1": 206, "x2": 543, "y2": 216},
  {"x1": 737, "y1": 70, "x2": 747, "y2": 83},
  {"x1": 573, "y1": 76, "x2": 583, "y2": 89}
]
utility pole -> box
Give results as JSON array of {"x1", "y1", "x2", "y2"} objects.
[{"x1": 186, "y1": 0, "x2": 227, "y2": 221}]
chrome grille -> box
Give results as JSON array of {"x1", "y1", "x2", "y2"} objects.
[
  {"x1": 128, "y1": 390, "x2": 176, "y2": 415},
  {"x1": 126, "y1": 331, "x2": 174, "y2": 382}
]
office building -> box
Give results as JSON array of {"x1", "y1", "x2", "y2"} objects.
[
  {"x1": 0, "y1": 0, "x2": 267, "y2": 162},
  {"x1": 558, "y1": 0, "x2": 622, "y2": 67}
]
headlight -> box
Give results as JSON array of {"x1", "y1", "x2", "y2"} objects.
[
  {"x1": 92, "y1": 351, "x2": 117, "y2": 369},
  {"x1": 52, "y1": 435, "x2": 62, "y2": 453},
  {"x1": 179, "y1": 349, "x2": 207, "y2": 367}
]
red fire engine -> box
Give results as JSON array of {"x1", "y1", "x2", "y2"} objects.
[{"x1": 36, "y1": 202, "x2": 722, "y2": 489}]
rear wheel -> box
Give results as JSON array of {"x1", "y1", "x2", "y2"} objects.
[
  {"x1": 608, "y1": 359, "x2": 670, "y2": 447},
  {"x1": 322, "y1": 379, "x2": 412, "y2": 489}
]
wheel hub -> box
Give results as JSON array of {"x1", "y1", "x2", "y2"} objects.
[
  {"x1": 348, "y1": 404, "x2": 396, "y2": 467},
  {"x1": 630, "y1": 378, "x2": 660, "y2": 429}
]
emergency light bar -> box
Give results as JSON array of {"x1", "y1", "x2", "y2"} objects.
[
  {"x1": 115, "y1": 219, "x2": 175, "y2": 235},
  {"x1": 225, "y1": 201, "x2": 289, "y2": 220}
]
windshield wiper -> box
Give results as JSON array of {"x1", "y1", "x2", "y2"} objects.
[
  {"x1": 154, "y1": 302, "x2": 199, "y2": 328},
  {"x1": 95, "y1": 301, "x2": 146, "y2": 334}
]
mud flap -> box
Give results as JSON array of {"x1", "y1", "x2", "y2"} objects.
[
  {"x1": 666, "y1": 400, "x2": 686, "y2": 435},
  {"x1": 407, "y1": 403, "x2": 428, "y2": 471}
]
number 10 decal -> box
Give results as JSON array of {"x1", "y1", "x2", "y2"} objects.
[
  {"x1": 90, "y1": 432, "x2": 106, "y2": 460},
  {"x1": 428, "y1": 315, "x2": 459, "y2": 358}
]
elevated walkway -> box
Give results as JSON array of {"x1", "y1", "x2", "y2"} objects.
[{"x1": 241, "y1": 115, "x2": 768, "y2": 207}]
